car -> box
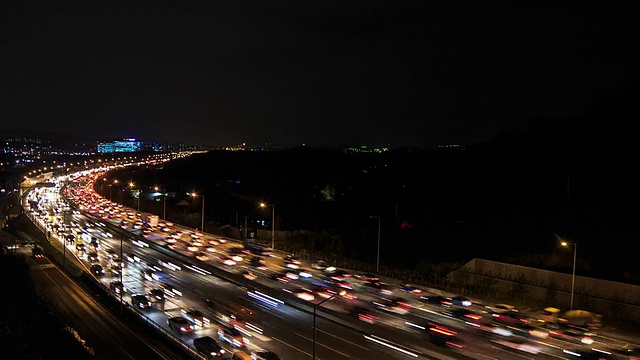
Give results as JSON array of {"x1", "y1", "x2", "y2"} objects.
[
  {"x1": 283, "y1": 255, "x2": 301, "y2": 268},
  {"x1": 450, "y1": 296, "x2": 472, "y2": 307},
  {"x1": 351, "y1": 306, "x2": 380, "y2": 324},
  {"x1": 217, "y1": 326, "x2": 247, "y2": 348},
  {"x1": 422, "y1": 321, "x2": 462, "y2": 348},
  {"x1": 32, "y1": 246, "x2": 45, "y2": 259},
  {"x1": 143, "y1": 269, "x2": 161, "y2": 281},
  {"x1": 400, "y1": 283, "x2": 423, "y2": 294},
  {"x1": 76, "y1": 243, "x2": 86, "y2": 253},
  {"x1": 110, "y1": 265, "x2": 122, "y2": 276},
  {"x1": 249, "y1": 256, "x2": 267, "y2": 270},
  {"x1": 493, "y1": 311, "x2": 529, "y2": 326},
  {"x1": 159, "y1": 282, "x2": 182, "y2": 297},
  {"x1": 168, "y1": 316, "x2": 193, "y2": 334},
  {"x1": 242, "y1": 271, "x2": 257, "y2": 280},
  {"x1": 355, "y1": 273, "x2": 379, "y2": 282},
  {"x1": 328, "y1": 269, "x2": 351, "y2": 281},
  {"x1": 442, "y1": 308, "x2": 483, "y2": 322},
  {"x1": 88, "y1": 252, "x2": 99, "y2": 262},
  {"x1": 491, "y1": 337, "x2": 541, "y2": 355},
  {"x1": 292, "y1": 287, "x2": 315, "y2": 301},
  {"x1": 374, "y1": 297, "x2": 412, "y2": 314},
  {"x1": 148, "y1": 288, "x2": 165, "y2": 302},
  {"x1": 195, "y1": 252, "x2": 209, "y2": 261},
  {"x1": 251, "y1": 350, "x2": 281, "y2": 360},
  {"x1": 477, "y1": 322, "x2": 514, "y2": 337},
  {"x1": 218, "y1": 256, "x2": 236, "y2": 266},
  {"x1": 311, "y1": 260, "x2": 328, "y2": 270},
  {"x1": 106, "y1": 249, "x2": 118, "y2": 259},
  {"x1": 420, "y1": 294, "x2": 450, "y2": 306},
  {"x1": 90, "y1": 264, "x2": 104, "y2": 276},
  {"x1": 109, "y1": 281, "x2": 127, "y2": 294},
  {"x1": 181, "y1": 308, "x2": 210, "y2": 328},
  {"x1": 548, "y1": 327, "x2": 594, "y2": 344},
  {"x1": 193, "y1": 336, "x2": 226, "y2": 358},
  {"x1": 485, "y1": 303, "x2": 516, "y2": 314},
  {"x1": 131, "y1": 294, "x2": 152, "y2": 309},
  {"x1": 364, "y1": 281, "x2": 393, "y2": 295}
]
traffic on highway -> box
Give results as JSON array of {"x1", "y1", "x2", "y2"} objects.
[{"x1": 23, "y1": 157, "x2": 640, "y2": 360}]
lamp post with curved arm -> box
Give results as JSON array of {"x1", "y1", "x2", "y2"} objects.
[
  {"x1": 260, "y1": 203, "x2": 275, "y2": 249},
  {"x1": 561, "y1": 241, "x2": 577, "y2": 310}
]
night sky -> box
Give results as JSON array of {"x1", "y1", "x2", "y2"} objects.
[{"x1": 1, "y1": 2, "x2": 638, "y2": 148}]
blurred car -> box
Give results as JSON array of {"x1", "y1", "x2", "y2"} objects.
[
  {"x1": 90, "y1": 264, "x2": 104, "y2": 276},
  {"x1": 218, "y1": 256, "x2": 237, "y2": 266},
  {"x1": 159, "y1": 282, "x2": 182, "y2": 297},
  {"x1": 400, "y1": 283, "x2": 423, "y2": 294},
  {"x1": 450, "y1": 296, "x2": 472, "y2": 307},
  {"x1": 492, "y1": 337, "x2": 541, "y2": 355},
  {"x1": 486, "y1": 303, "x2": 516, "y2": 314},
  {"x1": 283, "y1": 255, "x2": 301, "y2": 268},
  {"x1": 88, "y1": 252, "x2": 99, "y2": 263},
  {"x1": 217, "y1": 326, "x2": 247, "y2": 348},
  {"x1": 426, "y1": 321, "x2": 463, "y2": 348},
  {"x1": 143, "y1": 269, "x2": 161, "y2": 281},
  {"x1": 351, "y1": 306, "x2": 380, "y2": 324},
  {"x1": 493, "y1": 311, "x2": 529, "y2": 326},
  {"x1": 181, "y1": 308, "x2": 210, "y2": 328},
  {"x1": 242, "y1": 271, "x2": 258, "y2": 280},
  {"x1": 168, "y1": 316, "x2": 193, "y2": 334},
  {"x1": 193, "y1": 336, "x2": 225, "y2": 358},
  {"x1": 76, "y1": 243, "x2": 86, "y2": 253},
  {"x1": 363, "y1": 280, "x2": 393, "y2": 295},
  {"x1": 106, "y1": 249, "x2": 118, "y2": 259},
  {"x1": 311, "y1": 260, "x2": 328, "y2": 270},
  {"x1": 249, "y1": 256, "x2": 267, "y2": 270},
  {"x1": 442, "y1": 308, "x2": 483, "y2": 322},
  {"x1": 251, "y1": 350, "x2": 281, "y2": 360},
  {"x1": 195, "y1": 252, "x2": 209, "y2": 261},
  {"x1": 109, "y1": 281, "x2": 127, "y2": 294},
  {"x1": 148, "y1": 288, "x2": 165, "y2": 302},
  {"x1": 548, "y1": 327, "x2": 595, "y2": 345},
  {"x1": 292, "y1": 287, "x2": 315, "y2": 301},
  {"x1": 110, "y1": 265, "x2": 121, "y2": 276},
  {"x1": 355, "y1": 273, "x2": 379, "y2": 282},
  {"x1": 477, "y1": 322, "x2": 514, "y2": 337},
  {"x1": 420, "y1": 294, "x2": 450, "y2": 306},
  {"x1": 374, "y1": 297, "x2": 412, "y2": 315},
  {"x1": 131, "y1": 294, "x2": 152, "y2": 309}
]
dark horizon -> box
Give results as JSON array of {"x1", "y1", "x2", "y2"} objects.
[{"x1": 2, "y1": 2, "x2": 639, "y2": 148}]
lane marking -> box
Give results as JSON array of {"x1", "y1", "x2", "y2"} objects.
[
  {"x1": 316, "y1": 329, "x2": 370, "y2": 351},
  {"x1": 272, "y1": 337, "x2": 315, "y2": 358},
  {"x1": 295, "y1": 333, "x2": 351, "y2": 358}
]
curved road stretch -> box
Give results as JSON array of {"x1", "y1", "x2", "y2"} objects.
[{"x1": 24, "y1": 162, "x2": 640, "y2": 360}]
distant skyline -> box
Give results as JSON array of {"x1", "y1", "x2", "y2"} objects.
[{"x1": 1, "y1": 2, "x2": 639, "y2": 148}]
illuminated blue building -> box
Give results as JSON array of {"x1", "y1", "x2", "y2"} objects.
[{"x1": 97, "y1": 138, "x2": 143, "y2": 153}]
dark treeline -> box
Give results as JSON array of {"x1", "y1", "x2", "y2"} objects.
[{"x1": 114, "y1": 82, "x2": 639, "y2": 283}]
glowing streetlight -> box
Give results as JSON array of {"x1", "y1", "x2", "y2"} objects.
[
  {"x1": 191, "y1": 192, "x2": 205, "y2": 232},
  {"x1": 260, "y1": 203, "x2": 275, "y2": 249},
  {"x1": 129, "y1": 182, "x2": 140, "y2": 212},
  {"x1": 155, "y1": 186, "x2": 166, "y2": 220}
]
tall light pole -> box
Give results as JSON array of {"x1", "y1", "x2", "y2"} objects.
[
  {"x1": 155, "y1": 186, "x2": 166, "y2": 220},
  {"x1": 109, "y1": 179, "x2": 119, "y2": 202},
  {"x1": 260, "y1": 203, "x2": 275, "y2": 249},
  {"x1": 129, "y1": 182, "x2": 140, "y2": 212},
  {"x1": 313, "y1": 290, "x2": 345, "y2": 359},
  {"x1": 369, "y1": 215, "x2": 381, "y2": 273},
  {"x1": 561, "y1": 241, "x2": 577, "y2": 310},
  {"x1": 191, "y1": 193, "x2": 205, "y2": 232}
]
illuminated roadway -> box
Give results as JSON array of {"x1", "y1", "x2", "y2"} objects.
[{"x1": 23, "y1": 161, "x2": 640, "y2": 360}]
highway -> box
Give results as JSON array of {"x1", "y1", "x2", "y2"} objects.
[
  {"x1": 22, "y1": 159, "x2": 640, "y2": 360},
  {"x1": 23, "y1": 247, "x2": 186, "y2": 360}
]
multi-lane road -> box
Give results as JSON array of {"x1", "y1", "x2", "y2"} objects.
[{"x1": 22, "y1": 161, "x2": 640, "y2": 360}]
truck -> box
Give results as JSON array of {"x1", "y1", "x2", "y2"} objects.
[{"x1": 142, "y1": 214, "x2": 159, "y2": 228}]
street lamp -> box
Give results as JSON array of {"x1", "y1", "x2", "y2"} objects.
[
  {"x1": 129, "y1": 182, "x2": 140, "y2": 212},
  {"x1": 369, "y1": 215, "x2": 381, "y2": 273},
  {"x1": 109, "y1": 179, "x2": 118, "y2": 202},
  {"x1": 561, "y1": 241, "x2": 577, "y2": 310},
  {"x1": 190, "y1": 192, "x2": 205, "y2": 232},
  {"x1": 260, "y1": 203, "x2": 275, "y2": 250},
  {"x1": 313, "y1": 290, "x2": 346, "y2": 359},
  {"x1": 154, "y1": 186, "x2": 166, "y2": 220}
]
